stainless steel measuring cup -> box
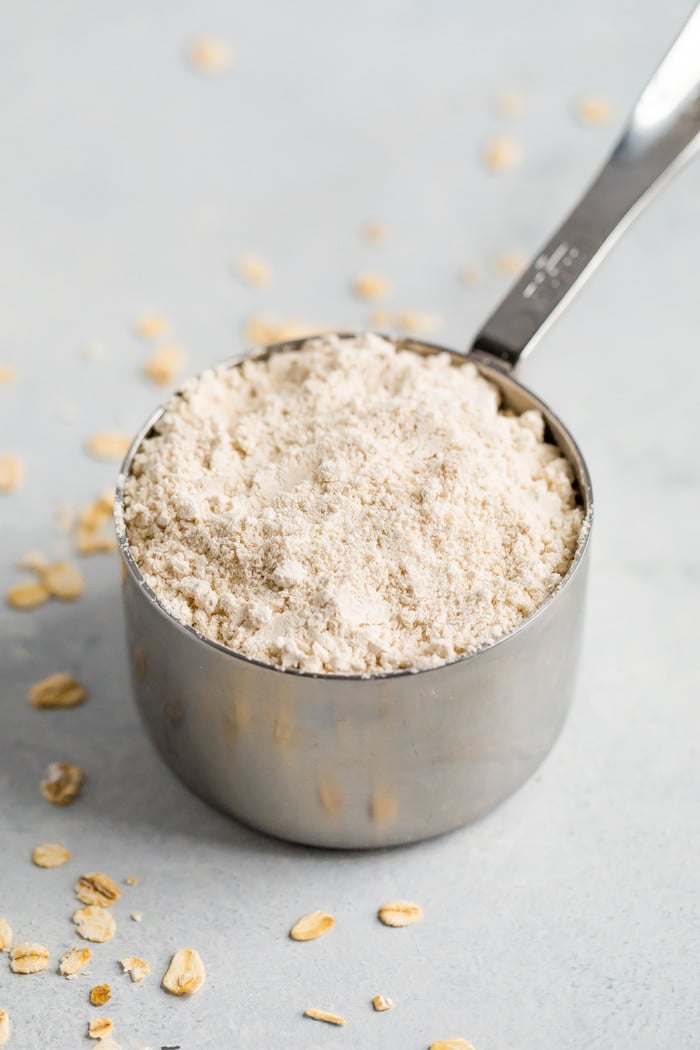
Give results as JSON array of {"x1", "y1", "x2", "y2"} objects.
[{"x1": 115, "y1": 7, "x2": 700, "y2": 848}]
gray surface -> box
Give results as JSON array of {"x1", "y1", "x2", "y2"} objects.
[{"x1": 1, "y1": 1, "x2": 699, "y2": 1048}]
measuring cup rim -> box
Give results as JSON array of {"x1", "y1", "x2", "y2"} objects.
[{"x1": 114, "y1": 332, "x2": 594, "y2": 683}]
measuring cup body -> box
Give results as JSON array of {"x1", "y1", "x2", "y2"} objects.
[{"x1": 115, "y1": 342, "x2": 592, "y2": 848}]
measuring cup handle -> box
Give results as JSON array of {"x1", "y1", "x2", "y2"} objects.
[{"x1": 470, "y1": 4, "x2": 700, "y2": 372}]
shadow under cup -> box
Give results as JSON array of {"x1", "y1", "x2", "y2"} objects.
[{"x1": 115, "y1": 336, "x2": 593, "y2": 849}]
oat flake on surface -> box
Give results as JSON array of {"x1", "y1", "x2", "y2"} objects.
[
  {"x1": 76, "y1": 492, "x2": 116, "y2": 555},
  {"x1": 134, "y1": 314, "x2": 169, "y2": 340},
  {"x1": 32, "y1": 843, "x2": 71, "y2": 867},
  {"x1": 144, "y1": 344, "x2": 187, "y2": 387},
  {"x1": 75, "y1": 872, "x2": 122, "y2": 907},
  {"x1": 289, "y1": 910, "x2": 335, "y2": 942},
  {"x1": 120, "y1": 957, "x2": 150, "y2": 983},
  {"x1": 236, "y1": 255, "x2": 272, "y2": 287},
  {"x1": 90, "y1": 984, "x2": 111, "y2": 1006},
  {"x1": 304, "y1": 1008, "x2": 346, "y2": 1026},
  {"x1": 0, "y1": 455, "x2": 23, "y2": 493},
  {"x1": 88, "y1": 1016, "x2": 113, "y2": 1040},
  {"x1": 17, "y1": 551, "x2": 47, "y2": 572},
  {"x1": 244, "y1": 315, "x2": 327, "y2": 348},
  {"x1": 28, "y1": 673, "x2": 86, "y2": 709},
  {"x1": 6, "y1": 580, "x2": 49, "y2": 610},
  {"x1": 161, "y1": 949, "x2": 205, "y2": 995},
  {"x1": 58, "y1": 946, "x2": 92, "y2": 977},
  {"x1": 495, "y1": 251, "x2": 527, "y2": 278},
  {"x1": 72, "y1": 906, "x2": 116, "y2": 943},
  {"x1": 9, "y1": 943, "x2": 49, "y2": 974},
  {"x1": 378, "y1": 900, "x2": 423, "y2": 927},
  {"x1": 123, "y1": 333, "x2": 583, "y2": 676},
  {"x1": 42, "y1": 561, "x2": 85, "y2": 600},
  {"x1": 576, "y1": 94, "x2": 613, "y2": 125},
  {"x1": 482, "y1": 134, "x2": 521, "y2": 171},
  {"x1": 187, "y1": 36, "x2": 233, "y2": 74},
  {"x1": 0, "y1": 1010, "x2": 9, "y2": 1046},
  {"x1": 41, "y1": 762, "x2": 85, "y2": 805},
  {"x1": 85, "y1": 433, "x2": 131, "y2": 461},
  {"x1": 352, "y1": 272, "x2": 391, "y2": 300},
  {"x1": 0, "y1": 365, "x2": 16, "y2": 384},
  {"x1": 372, "y1": 994, "x2": 395, "y2": 1011},
  {"x1": 0, "y1": 919, "x2": 12, "y2": 952}
]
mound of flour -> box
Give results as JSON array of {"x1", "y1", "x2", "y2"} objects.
[{"x1": 123, "y1": 333, "x2": 583, "y2": 675}]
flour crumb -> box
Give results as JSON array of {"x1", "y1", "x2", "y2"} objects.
[{"x1": 123, "y1": 334, "x2": 583, "y2": 676}]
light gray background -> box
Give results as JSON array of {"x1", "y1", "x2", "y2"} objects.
[{"x1": 1, "y1": 2, "x2": 699, "y2": 1048}]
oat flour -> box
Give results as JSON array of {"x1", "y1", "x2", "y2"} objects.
[{"x1": 123, "y1": 333, "x2": 583, "y2": 675}]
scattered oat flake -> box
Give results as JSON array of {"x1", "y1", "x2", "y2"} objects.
[
  {"x1": 134, "y1": 314, "x2": 169, "y2": 340},
  {"x1": 188, "y1": 36, "x2": 233, "y2": 74},
  {"x1": 429, "y1": 1040, "x2": 476, "y2": 1050},
  {"x1": 32, "y1": 842, "x2": 71, "y2": 868},
  {"x1": 353, "y1": 272, "x2": 391, "y2": 300},
  {"x1": 245, "y1": 316, "x2": 327, "y2": 348},
  {"x1": 28, "y1": 673, "x2": 87, "y2": 709},
  {"x1": 0, "y1": 365, "x2": 16, "y2": 384},
  {"x1": 143, "y1": 344, "x2": 187, "y2": 387},
  {"x1": 5, "y1": 580, "x2": 49, "y2": 611},
  {"x1": 120, "y1": 956, "x2": 150, "y2": 983},
  {"x1": 460, "y1": 265, "x2": 482, "y2": 287},
  {"x1": 304, "y1": 1008, "x2": 346, "y2": 1026},
  {"x1": 90, "y1": 984, "x2": 112, "y2": 1007},
  {"x1": 161, "y1": 949, "x2": 205, "y2": 996},
  {"x1": 0, "y1": 1010, "x2": 9, "y2": 1047},
  {"x1": 364, "y1": 221, "x2": 387, "y2": 243},
  {"x1": 496, "y1": 251, "x2": 527, "y2": 278},
  {"x1": 372, "y1": 994, "x2": 395, "y2": 1012},
  {"x1": 75, "y1": 872, "x2": 122, "y2": 908},
  {"x1": 236, "y1": 254, "x2": 272, "y2": 287},
  {"x1": 494, "y1": 91, "x2": 524, "y2": 118},
  {"x1": 377, "y1": 900, "x2": 423, "y2": 927},
  {"x1": 125, "y1": 876, "x2": 138, "y2": 886},
  {"x1": 58, "y1": 946, "x2": 92, "y2": 977},
  {"x1": 576, "y1": 95, "x2": 613, "y2": 125},
  {"x1": 41, "y1": 561, "x2": 85, "y2": 600},
  {"x1": 9, "y1": 943, "x2": 49, "y2": 974},
  {"x1": 396, "y1": 311, "x2": 443, "y2": 335},
  {"x1": 0, "y1": 918, "x2": 12, "y2": 952},
  {"x1": 76, "y1": 496, "x2": 117, "y2": 555},
  {"x1": 130, "y1": 912, "x2": 142, "y2": 923},
  {"x1": 85, "y1": 432, "x2": 131, "y2": 461},
  {"x1": 0, "y1": 455, "x2": 24, "y2": 493},
  {"x1": 483, "y1": 135, "x2": 522, "y2": 171},
  {"x1": 289, "y1": 910, "x2": 335, "y2": 942},
  {"x1": 41, "y1": 762, "x2": 85, "y2": 806},
  {"x1": 88, "y1": 1017, "x2": 113, "y2": 1040},
  {"x1": 17, "y1": 551, "x2": 47, "y2": 572},
  {"x1": 83, "y1": 341, "x2": 105, "y2": 361},
  {"x1": 369, "y1": 309, "x2": 395, "y2": 329},
  {"x1": 73, "y1": 906, "x2": 116, "y2": 944}
]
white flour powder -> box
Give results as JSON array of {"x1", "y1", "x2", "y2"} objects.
[{"x1": 123, "y1": 333, "x2": 583, "y2": 675}]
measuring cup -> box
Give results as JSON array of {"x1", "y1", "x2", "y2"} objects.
[{"x1": 115, "y1": 8, "x2": 700, "y2": 848}]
